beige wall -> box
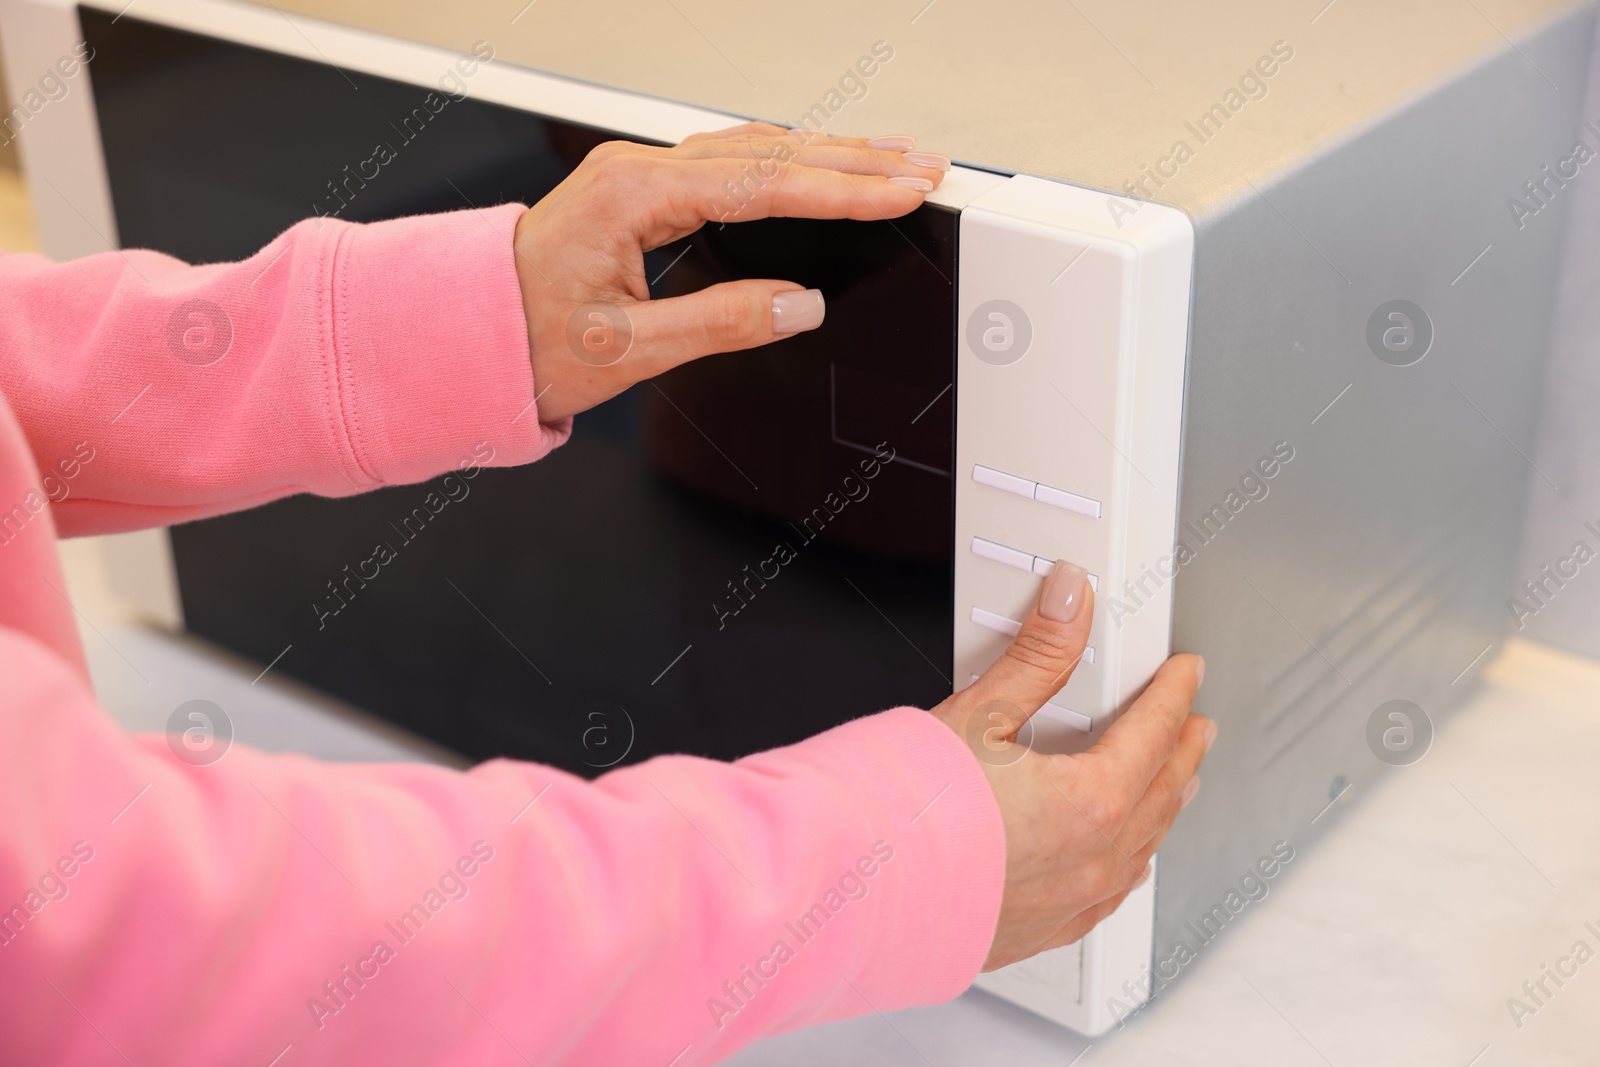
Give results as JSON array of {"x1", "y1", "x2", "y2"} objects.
[{"x1": 0, "y1": 35, "x2": 15, "y2": 170}]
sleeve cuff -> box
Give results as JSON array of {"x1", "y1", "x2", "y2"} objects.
[{"x1": 330, "y1": 202, "x2": 570, "y2": 486}]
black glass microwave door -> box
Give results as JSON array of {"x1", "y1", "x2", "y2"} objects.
[{"x1": 81, "y1": 7, "x2": 957, "y2": 774}]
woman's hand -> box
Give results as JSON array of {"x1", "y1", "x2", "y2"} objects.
[
  {"x1": 511, "y1": 122, "x2": 950, "y2": 423},
  {"x1": 930, "y1": 562, "x2": 1215, "y2": 971}
]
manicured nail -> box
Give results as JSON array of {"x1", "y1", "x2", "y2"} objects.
[
  {"x1": 887, "y1": 176, "x2": 933, "y2": 192},
  {"x1": 1203, "y1": 720, "x2": 1218, "y2": 753},
  {"x1": 772, "y1": 288, "x2": 825, "y2": 335},
  {"x1": 1181, "y1": 777, "x2": 1201, "y2": 809},
  {"x1": 904, "y1": 152, "x2": 950, "y2": 171},
  {"x1": 869, "y1": 135, "x2": 916, "y2": 151},
  {"x1": 1039, "y1": 559, "x2": 1089, "y2": 623},
  {"x1": 1194, "y1": 655, "x2": 1206, "y2": 689}
]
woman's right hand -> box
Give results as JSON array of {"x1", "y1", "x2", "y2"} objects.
[
  {"x1": 930, "y1": 562, "x2": 1214, "y2": 971},
  {"x1": 512, "y1": 122, "x2": 948, "y2": 423}
]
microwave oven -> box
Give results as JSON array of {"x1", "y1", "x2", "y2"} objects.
[{"x1": 3, "y1": 0, "x2": 1590, "y2": 1038}]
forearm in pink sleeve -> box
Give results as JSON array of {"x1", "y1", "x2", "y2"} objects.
[
  {"x1": 0, "y1": 203, "x2": 568, "y2": 535},
  {"x1": 0, "y1": 625, "x2": 1004, "y2": 1065}
]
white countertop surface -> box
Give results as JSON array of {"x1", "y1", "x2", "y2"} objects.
[
  {"x1": 60, "y1": 535, "x2": 1600, "y2": 1066},
  {"x1": 724, "y1": 638, "x2": 1600, "y2": 1065}
]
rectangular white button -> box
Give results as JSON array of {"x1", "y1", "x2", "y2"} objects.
[
  {"x1": 1030, "y1": 557, "x2": 1099, "y2": 592},
  {"x1": 973, "y1": 464, "x2": 1036, "y2": 499},
  {"x1": 972, "y1": 606, "x2": 1095, "y2": 665},
  {"x1": 972, "y1": 536, "x2": 1034, "y2": 573},
  {"x1": 969, "y1": 674, "x2": 1093, "y2": 731},
  {"x1": 1036, "y1": 482, "x2": 1101, "y2": 519},
  {"x1": 1040, "y1": 702, "x2": 1093, "y2": 732},
  {"x1": 971, "y1": 606, "x2": 1022, "y2": 636}
]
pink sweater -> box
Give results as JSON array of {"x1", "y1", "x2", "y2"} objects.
[{"x1": 0, "y1": 204, "x2": 1005, "y2": 1065}]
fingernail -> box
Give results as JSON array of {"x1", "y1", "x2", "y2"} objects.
[
  {"x1": 1194, "y1": 655, "x2": 1206, "y2": 688},
  {"x1": 869, "y1": 135, "x2": 916, "y2": 150},
  {"x1": 888, "y1": 176, "x2": 934, "y2": 192},
  {"x1": 1203, "y1": 720, "x2": 1218, "y2": 753},
  {"x1": 772, "y1": 288, "x2": 825, "y2": 335},
  {"x1": 1181, "y1": 777, "x2": 1201, "y2": 809},
  {"x1": 904, "y1": 152, "x2": 950, "y2": 171},
  {"x1": 1039, "y1": 559, "x2": 1090, "y2": 623}
]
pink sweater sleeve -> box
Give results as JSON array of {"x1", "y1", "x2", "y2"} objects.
[
  {"x1": 0, "y1": 207, "x2": 1007, "y2": 1065},
  {"x1": 0, "y1": 204, "x2": 570, "y2": 533}
]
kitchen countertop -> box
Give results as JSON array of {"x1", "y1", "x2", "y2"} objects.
[
  {"x1": 725, "y1": 636, "x2": 1600, "y2": 1065},
  {"x1": 60, "y1": 534, "x2": 1600, "y2": 1066}
]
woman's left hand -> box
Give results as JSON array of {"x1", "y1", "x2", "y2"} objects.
[{"x1": 511, "y1": 122, "x2": 949, "y2": 422}]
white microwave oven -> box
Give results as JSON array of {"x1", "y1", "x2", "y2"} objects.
[{"x1": 2, "y1": 0, "x2": 1590, "y2": 1038}]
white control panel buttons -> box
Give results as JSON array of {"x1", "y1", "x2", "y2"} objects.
[
  {"x1": 1027, "y1": 555, "x2": 1099, "y2": 592},
  {"x1": 970, "y1": 606, "x2": 1095, "y2": 663},
  {"x1": 1034, "y1": 483, "x2": 1102, "y2": 520},
  {"x1": 972, "y1": 536, "x2": 1099, "y2": 592},
  {"x1": 967, "y1": 672, "x2": 1092, "y2": 733},
  {"x1": 970, "y1": 605, "x2": 1021, "y2": 637},
  {"x1": 972, "y1": 463, "x2": 1035, "y2": 499},
  {"x1": 971, "y1": 463, "x2": 1102, "y2": 519},
  {"x1": 971, "y1": 535, "x2": 1034, "y2": 572},
  {"x1": 1038, "y1": 702, "x2": 1093, "y2": 732}
]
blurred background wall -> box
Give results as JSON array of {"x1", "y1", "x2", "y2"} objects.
[
  {"x1": 0, "y1": 39, "x2": 15, "y2": 170},
  {"x1": 0, "y1": 29, "x2": 40, "y2": 254},
  {"x1": 0, "y1": 43, "x2": 14, "y2": 168}
]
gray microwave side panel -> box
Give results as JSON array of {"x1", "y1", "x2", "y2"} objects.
[{"x1": 1154, "y1": 4, "x2": 1594, "y2": 979}]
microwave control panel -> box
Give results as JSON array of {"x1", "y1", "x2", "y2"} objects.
[{"x1": 956, "y1": 176, "x2": 1195, "y2": 1034}]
